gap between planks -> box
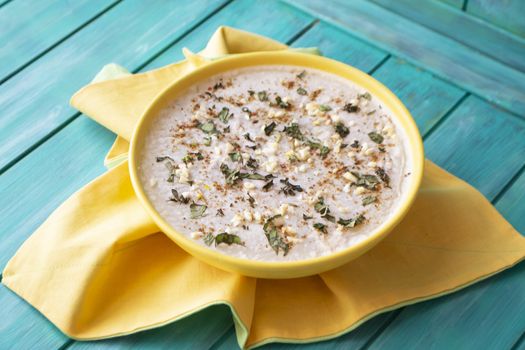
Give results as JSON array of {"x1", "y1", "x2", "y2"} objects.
[
  {"x1": 512, "y1": 330, "x2": 525, "y2": 350},
  {"x1": 0, "y1": 0, "x2": 13, "y2": 9}
]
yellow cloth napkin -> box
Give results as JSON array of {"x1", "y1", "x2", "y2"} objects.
[{"x1": 3, "y1": 27, "x2": 525, "y2": 349}]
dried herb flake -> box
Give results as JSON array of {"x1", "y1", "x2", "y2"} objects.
[
  {"x1": 190, "y1": 203, "x2": 207, "y2": 219},
  {"x1": 368, "y1": 131, "x2": 384, "y2": 144}
]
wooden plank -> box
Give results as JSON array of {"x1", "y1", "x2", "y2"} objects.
[
  {"x1": 0, "y1": 117, "x2": 114, "y2": 347},
  {"x1": 68, "y1": 305, "x2": 233, "y2": 350},
  {"x1": 372, "y1": 0, "x2": 525, "y2": 72},
  {"x1": 284, "y1": 0, "x2": 525, "y2": 116},
  {"x1": 0, "y1": 117, "x2": 115, "y2": 269},
  {"x1": 141, "y1": 0, "x2": 316, "y2": 71},
  {"x1": 425, "y1": 96, "x2": 525, "y2": 200},
  {"x1": 0, "y1": 0, "x2": 229, "y2": 173},
  {"x1": 496, "y1": 172, "x2": 525, "y2": 234},
  {"x1": 291, "y1": 21, "x2": 388, "y2": 73},
  {"x1": 0, "y1": 285, "x2": 69, "y2": 349},
  {"x1": 372, "y1": 57, "x2": 465, "y2": 135},
  {"x1": 468, "y1": 0, "x2": 525, "y2": 39},
  {"x1": 365, "y1": 97, "x2": 525, "y2": 349},
  {"x1": 0, "y1": 1, "x2": 314, "y2": 348},
  {"x1": 0, "y1": 0, "x2": 118, "y2": 83}
]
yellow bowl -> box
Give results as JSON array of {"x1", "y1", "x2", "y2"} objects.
[{"x1": 129, "y1": 51, "x2": 424, "y2": 279}]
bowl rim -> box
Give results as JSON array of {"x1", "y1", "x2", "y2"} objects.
[{"x1": 129, "y1": 51, "x2": 424, "y2": 277}]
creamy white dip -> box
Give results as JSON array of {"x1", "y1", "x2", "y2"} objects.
[{"x1": 138, "y1": 66, "x2": 410, "y2": 261}]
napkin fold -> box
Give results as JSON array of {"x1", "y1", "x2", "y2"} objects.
[{"x1": 3, "y1": 27, "x2": 525, "y2": 349}]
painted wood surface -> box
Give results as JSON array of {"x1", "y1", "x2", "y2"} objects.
[
  {"x1": 367, "y1": 96, "x2": 525, "y2": 349},
  {"x1": 0, "y1": 1, "x2": 314, "y2": 348},
  {"x1": 372, "y1": 0, "x2": 525, "y2": 72},
  {"x1": 438, "y1": 0, "x2": 464, "y2": 8},
  {"x1": 285, "y1": 0, "x2": 525, "y2": 115},
  {"x1": 467, "y1": 0, "x2": 525, "y2": 38},
  {"x1": 1, "y1": 0, "x2": 525, "y2": 349},
  {"x1": 0, "y1": 0, "x2": 118, "y2": 84},
  {"x1": 0, "y1": 0, "x2": 229, "y2": 173}
]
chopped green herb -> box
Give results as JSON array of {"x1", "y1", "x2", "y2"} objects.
[
  {"x1": 303, "y1": 214, "x2": 313, "y2": 220},
  {"x1": 203, "y1": 232, "x2": 215, "y2": 246},
  {"x1": 314, "y1": 197, "x2": 330, "y2": 217},
  {"x1": 325, "y1": 214, "x2": 337, "y2": 222},
  {"x1": 352, "y1": 172, "x2": 380, "y2": 190},
  {"x1": 243, "y1": 173, "x2": 266, "y2": 181},
  {"x1": 319, "y1": 104, "x2": 332, "y2": 112},
  {"x1": 337, "y1": 214, "x2": 365, "y2": 228},
  {"x1": 169, "y1": 189, "x2": 190, "y2": 204},
  {"x1": 204, "y1": 136, "x2": 212, "y2": 146},
  {"x1": 368, "y1": 131, "x2": 384, "y2": 144},
  {"x1": 262, "y1": 180, "x2": 273, "y2": 192},
  {"x1": 359, "y1": 92, "x2": 372, "y2": 100},
  {"x1": 163, "y1": 162, "x2": 176, "y2": 183},
  {"x1": 241, "y1": 107, "x2": 251, "y2": 114},
  {"x1": 257, "y1": 90, "x2": 268, "y2": 101},
  {"x1": 297, "y1": 87, "x2": 307, "y2": 95},
  {"x1": 313, "y1": 222, "x2": 327, "y2": 234},
  {"x1": 263, "y1": 215, "x2": 291, "y2": 255},
  {"x1": 334, "y1": 122, "x2": 350, "y2": 138},
  {"x1": 264, "y1": 122, "x2": 277, "y2": 136},
  {"x1": 343, "y1": 103, "x2": 359, "y2": 113},
  {"x1": 279, "y1": 178, "x2": 304, "y2": 196},
  {"x1": 220, "y1": 163, "x2": 241, "y2": 185},
  {"x1": 375, "y1": 168, "x2": 390, "y2": 186},
  {"x1": 182, "y1": 152, "x2": 203, "y2": 164},
  {"x1": 156, "y1": 155, "x2": 175, "y2": 162},
  {"x1": 182, "y1": 154, "x2": 193, "y2": 164},
  {"x1": 248, "y1": 90, "x2": 255, "y2": 96},
  {"x1": 297, "y1": 70, "x2": 306, "y2": 79},
  {"x1": 320, "y1": 146, "x2": 330, "y2": 158},
  {"x1": 350, "y1": 140, "x2": 360, "y2": 148},
  {"x1": 223, "y1": 125, "x2": 230, "y2": 133},
  {"x1": 306, "y1": 139, "x2": 322, "y2": 149},
  {"x1": 190, "y1": 203, "x2": 207, "y2": 219},
  {"x1": 229, "y1": 152, "x2": 242, "y2": 162},
  {"x1": 362, "y1": 196, "x2": 377, "y2": 206},
  {"x1": 218, "y1": 107, "x2": 230, "y2": 124},
  {"x1": 366, "y1": 110, "x2": 376, "y2": 116},
  {"x1": 246, "y1": 157, "x2": 258, "y2": 169},
  {"x1": 243, "y1": 132, "x2": 254, "y2": 142},
  {"x1": 215, "y1": 232, "x2": 245, "y2": 246},
  {"x1": 274, "y1": 96, "x2": 290, "y2": 109},
  {"x1": 283, "y1": 123, "x2": 305, "y2": 141},
  {"x1": 247, "y1": 192, "x2": 256, "y2": 208},
  {"x1": 199, "y1": 121, "x2": 218, "y2": 134}
]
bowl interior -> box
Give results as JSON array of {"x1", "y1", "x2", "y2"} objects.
[{"x1": 129, "y1": 51, "x2": 424, "y2": 279}]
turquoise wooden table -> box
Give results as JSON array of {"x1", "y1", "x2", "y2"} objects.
[{"x1": 1, "y1": 0, "x2": 525, "y2": 348}]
